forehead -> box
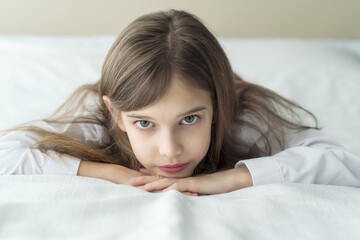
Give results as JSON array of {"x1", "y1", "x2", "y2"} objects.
[
  {"x1": 163, "y1": 75, "x2": 211, "y2": 101},
  {"x1": 124, "y1": 74, "x2": 213, "y2": 118}
]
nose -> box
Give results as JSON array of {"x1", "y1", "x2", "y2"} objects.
[{"x1": 158, "y1": 130, "x2": 182, "y2": 158}]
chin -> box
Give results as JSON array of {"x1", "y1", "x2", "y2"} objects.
[{"x1": 157, "y1": 169, "x2": 194, "y2": 178}]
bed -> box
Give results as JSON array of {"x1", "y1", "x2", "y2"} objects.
[{"x1": 1, "y1": 36, "x2": 360, "y2": 239}]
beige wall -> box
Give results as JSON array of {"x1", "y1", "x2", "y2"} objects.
[{"x1": 0, "y1": 0, "x2": 359, "y2": 38}]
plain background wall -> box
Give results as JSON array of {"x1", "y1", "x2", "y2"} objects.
[{"x1": 0, "y1": 0, "x2": 359, "y2": 38}]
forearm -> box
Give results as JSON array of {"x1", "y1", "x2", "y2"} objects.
[
  {"x1": 78, "y1": 161, "x2": 110, "y2": 181},
  {"x1": 77, "y1": 161, "x2": 140, "y2": 184},
  {"x1": 226, "y1": 167, "x2": 253, "y2": 190}
]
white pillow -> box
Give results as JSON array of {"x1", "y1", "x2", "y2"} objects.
[{"x1": 221, "y1": 39, "x2": 360, "y2": 154}]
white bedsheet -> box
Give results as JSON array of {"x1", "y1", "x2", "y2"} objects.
[{"x1": 1, "y1": 175, "x2": 360, "y2": 240}]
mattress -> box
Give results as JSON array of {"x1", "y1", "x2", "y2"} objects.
[{"x1": 0, "y1": 36, "x2": 360, "y2": 239}]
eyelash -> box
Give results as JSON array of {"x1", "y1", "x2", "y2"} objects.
[{"x1": 134, "y1": 115, "x2": 200, "y2": 130}]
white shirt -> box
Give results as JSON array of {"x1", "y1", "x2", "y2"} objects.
[{"x1": 1, "y1": 95, "x2": 360, "y2": 187}]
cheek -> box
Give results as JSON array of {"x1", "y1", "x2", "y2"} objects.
[
  {"x1": 125, "y1": 130, "x2": 155, "y2": 167},
  {"x1": 185, "y1": 125, "x2": 211, "y2": 163}
]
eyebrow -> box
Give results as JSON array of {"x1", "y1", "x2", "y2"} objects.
[{"x1": 126, "y1": 107, "x2": 207, "y2": 120}]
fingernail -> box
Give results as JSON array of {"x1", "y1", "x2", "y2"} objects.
[{"x1": 129, "y1": 178, "x2": 138, "y2": 185}]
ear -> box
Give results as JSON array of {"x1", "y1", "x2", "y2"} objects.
[
  {"x1": 102, "y1": 95, "x2": 127, "y2": 132},
  {"x1": 102, "y1": 95, "x2": 113, "y2": 114}
]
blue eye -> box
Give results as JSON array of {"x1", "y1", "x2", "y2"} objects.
[
  {"x1": 135, "y1": 120, "x2": 153, "y2": 129},
  {"x1": 181, "y1": 115, "x2": 198, "y2": 125}
]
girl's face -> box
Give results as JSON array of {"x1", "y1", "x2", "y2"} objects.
[{"x1": 112, "y1": 74, "x2": 213, "y2": 178}]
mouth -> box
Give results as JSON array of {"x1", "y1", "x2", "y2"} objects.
[{"x1": 158, "y1": 162, "x2": 190, "y2": 174}]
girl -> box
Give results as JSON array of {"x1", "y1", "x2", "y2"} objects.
[{"x1": 1, "y1": 10, "x2": 359, "y2": 196}]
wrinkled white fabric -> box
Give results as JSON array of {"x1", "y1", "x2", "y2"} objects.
[
  {"x1": 235, "y1": 129, "x2": 360, "y2": 186},
  {"x1": 0, "y1": 175, "x2": 359, "y2": 240}
]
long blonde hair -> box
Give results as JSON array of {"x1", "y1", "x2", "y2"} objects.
[{"x1": 5, "y1": 10, "x2": 318, "y2": 174}]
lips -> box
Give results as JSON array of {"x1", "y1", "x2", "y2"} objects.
[{"x1": 158, "y1": 162, "x2": 190, "y2": 173}]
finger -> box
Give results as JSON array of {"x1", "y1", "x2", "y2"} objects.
[
  {"x1": 142, "y1": 178, "x2": 176, "y2": 192},
  {"x1": 136, "y1": 185, "x2": 163, "y2": 193},
  {"x1": 182, "y1": 191, "x2": 198, "y2": 196},
  {"x1": 150, "y1": 190, "x2": 163, "y2": 193},
  {"x1": 139, "y1": 168, "x2": 153, "y2": 175},
  {"x1": 159, "y1": 186, "x2": 198, "y2": 196},
  {"x1": 129, "y1": 175, "x2": 164, "y2": 186},
  {"x1": 163, "y1": 181, "x2": 196, "y2": 193}
]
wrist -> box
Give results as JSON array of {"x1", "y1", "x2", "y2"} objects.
[
  {"x1": 105, "y1": 164, "x2": 132, "y2": 184},
  {"x1": 230, "y1": 167, "x2": 253, "y2": 190}
]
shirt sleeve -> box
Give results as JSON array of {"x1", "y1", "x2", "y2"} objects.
[
  {"x1": 0, "y1": 129, "x2": 80, "y2": 175},
  {"x1": 235, "y1": 129, "x2": 360, "y2": 187},
  {"x1": 0, "y1": 93, "x2": 109, "y2": 176}
]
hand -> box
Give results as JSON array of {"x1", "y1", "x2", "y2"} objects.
[
  {"x1": 108, "y1": 165, "x2": 151, "y2": 185},
  {"x1": 129, "y1": 167, "x2": 253, "y2": 196},
  {"x1": 77, "y1": 161, "x2": 150, "y2": 185}
]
